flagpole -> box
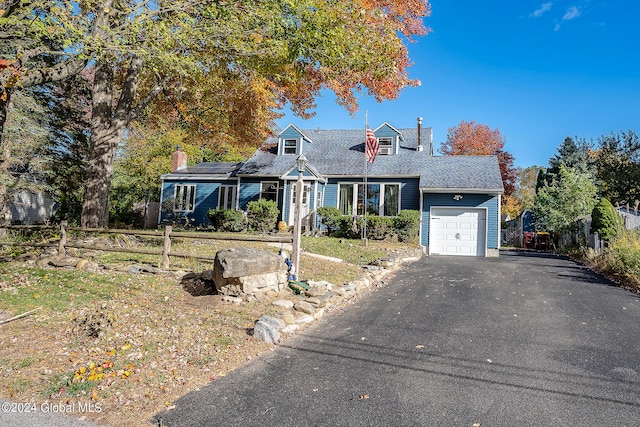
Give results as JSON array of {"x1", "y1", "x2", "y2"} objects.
[{"x1": 363, "y1": 111, "x2": 368, "y2": 245}]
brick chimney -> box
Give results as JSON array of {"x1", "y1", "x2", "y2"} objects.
[{"x1": 171, "y1": 145, "x2": 187, "y2": 172}]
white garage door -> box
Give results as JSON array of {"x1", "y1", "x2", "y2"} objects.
[{"x1": 429, "y1": 208, "x2": 487, "y2": 256}]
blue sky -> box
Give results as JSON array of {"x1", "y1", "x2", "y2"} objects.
[{"x1": 275, "y1": 1, "x2": 640, "y2": 168}]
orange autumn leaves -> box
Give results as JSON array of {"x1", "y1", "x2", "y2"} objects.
[{"x1": 440, "y1": 120, "x2": 517, "y2": 198}]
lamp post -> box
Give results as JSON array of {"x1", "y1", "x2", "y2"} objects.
[{"x1": 291, "y1": 153, "x2": 307, "y2": 280}]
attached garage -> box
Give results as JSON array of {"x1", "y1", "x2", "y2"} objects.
[
  {"x1": 420, "y1": 192, "x2": 502, "y2": 257},
  {"x1": 429, "y1": 207, "x2": 487, "y2": 256}
]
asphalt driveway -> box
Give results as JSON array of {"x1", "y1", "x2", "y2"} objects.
[{"x1": 154, "y1": 250, "x2": 640, "y2": 426}]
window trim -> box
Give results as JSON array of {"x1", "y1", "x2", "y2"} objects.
[
  {"x1": 260, "y1": 181, "x2": 279, "y2": 203},
  {"x1": 282, "y1": 138, "x2": 298, "y2": 155},
  {"x1": 337, "y1": 182, "x2": 401, "y2": 216},
  {"x1": 217, "y1": 185, "x2": 237, "y2": 210},
  {"x1": 378, "y1": 137, "x2": 393, "y2": 147},
  {"x1": 377, "y1": 137, "x2": 394, "y2": 155},
  {"x1": 173, "y1": 184, "x2": 196, "y2": 212}
]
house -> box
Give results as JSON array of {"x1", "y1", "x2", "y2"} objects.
[{"x1": 160, "y1": 119, "x2": 504, "y2": 256}]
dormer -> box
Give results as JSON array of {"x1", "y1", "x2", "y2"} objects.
[
  {"x1": 373, "y1": 122, "x2": 404, "y2": 156},
  {"x1": 278, "y1": 124, "x2": 313, "y2": 156}
]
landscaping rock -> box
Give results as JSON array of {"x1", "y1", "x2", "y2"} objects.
[
  {"x1": 307, "y1": 280, "x2": 335, "y2": 290},
  {"x1": 305, "y1": 286, "x2": 328, "y2": 297},
  {"x1": 257, "y1": 315, "x2": 285, "y2": 331},
  {"x1": 129, "y1": 264, "x2": 161, "y2": 275},
  {"x1": 294, "y1": 301, "x2": 316, "y2": 315},
  {"x1": 213, "y1": 248, "x2": 288, "y2": 295},
  {"x1": 281, "y1": 324, "x2": 299, "y2": 334},
  {"x1": 275, "y1": 311, "x2": 297, "y2": 325},
  {"x1": 253, "y1": 320, "x2": 280, "y2": 343},
  {"x1": 295, "y1": 314, "x2": 315, "y2": 324},
  {"x1": 272, "y1": 299, "x2": 295, "y2": 309}
]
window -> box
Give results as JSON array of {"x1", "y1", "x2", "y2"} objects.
[
  {"x1": 378, "y1": 137, "x2": 393, "y2": 147},
  {"x1": 174, "y1": 184, "x2": 196, "y2": 212},
  {"x1": 339, "y1": 184, "x2": 354, "y2": 215},
  {"x1": 283, "y1": 139, "x2": 298, "y2": 155},
  {"x1": 260, "y1": 181, "x2": 279, "y2": 202},
  {"x1": 338, "y1": 183, "x2": 400, "y2": 216},
  {"x1": 291, "y1": 183, "x2": 310, "y2": 205},
  {"x1": 218, "y1": 185, "x2": 236, "y2": 210},
  {"x1": 378, "y1": 137, "x2": 393, "y2": 155},
  {"x1": 383, "y1": 184, "x2": 400, "y2": 216}
]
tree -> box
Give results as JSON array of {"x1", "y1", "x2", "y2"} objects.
[
  {"x1": 543, "y1": 136, "x2": 591, "y2": 185},
  {"x1": 3, "y1": 0, "x2": 432, "y2": 227},
  {"x1": 439, "y1": 120, "x2": 516, "y2": 197},
  {"x1": 590, "y1": 198, "x2": 622, "y2": 242},
  {"x1": 591, "y1": 130, "x2": 640, "y2": 205},
  {"x1": 516, "y1": 166, "x2": 542, "y2": 211},
  {"x1": 1, "y1": 4, "x2": 86, "y2": 222},
  {"x1": 1, "y1": 89, "x2": 50, "y2": 223},
  {"x1": 533, "y1": 165, "x2": 598, "y2": 240},
  {"x1": 501, "y1": 194, "x2": 522, "y2": 220},
  {"x1": 39, "y1": 72, "x2": 93, "y2": 224}
]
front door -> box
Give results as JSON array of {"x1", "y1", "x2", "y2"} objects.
[{"x1": 289, "y1": 182, "x2": 311, "y2": 225}]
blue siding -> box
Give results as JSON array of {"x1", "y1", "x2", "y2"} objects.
[
  {"x1": 239, "y1": 179, "x2": 261, "y2": 209},
  {"x1": 375, "y1": 124, "x2": 400, "y2": 152},
  {"x1": 279, "y1": 126, "x2": 312, "y2": 156},
  {"x1": 421, "y1": 193, "x2": 500, "y2": 249},
  {"x1": 160, "y1": 180, "x2": 230, "y2": 226},
  {"x1": 400, "y1": 179, "x2": 420, "y2": 211},
  {"x1": 324, "y1": 178, "x2": 340, "y2": 209},
  {"x1": 239, "y1": 178, "x2": 286, "y2": 221},
  {"x1": 375, "y1": 125, "x2": 398, "y2": 137}
]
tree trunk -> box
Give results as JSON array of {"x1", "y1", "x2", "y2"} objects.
[
  {"x1": 81, "y1": 61, "x2": 119, "y2": 228},
  {"x1": 80, "y1": 56, "x2": 159, "y2": 228},
  {"x1": 0, "y1": 90, "x2": 12, "y2": 225}
]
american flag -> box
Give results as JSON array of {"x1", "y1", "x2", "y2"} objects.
[{"x1": 365, "y1": 128, "x2": 379, "y2": 163}]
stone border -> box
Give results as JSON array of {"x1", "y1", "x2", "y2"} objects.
[{"x1": 252, "y1": 247, "x2": 423, "y2": 342}]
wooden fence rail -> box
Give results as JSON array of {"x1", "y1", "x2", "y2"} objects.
[{"x1": 0, "y1": 223, "x2": 293, "y2": 269}]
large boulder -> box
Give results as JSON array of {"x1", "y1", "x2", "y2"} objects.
[{"x1": 213, "y1": 248, "x2": 288, "y2": 295}]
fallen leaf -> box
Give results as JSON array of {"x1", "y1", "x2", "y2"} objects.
[{"x1": 415, "y1": 345, "x2": 425, "y2": 349}]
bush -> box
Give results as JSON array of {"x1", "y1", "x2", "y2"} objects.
[
  {"x1": 394, "y1": 210, "x2": 420, "y2": 243},
  {"x1": 318, "y1": 206, "x2": 343, "y2": 234},
  {"x1": 590, "y1": 198, "x2": 622, "y2": 241},
  {"x1": 320, "y1": 209, "x2": 421, "y2": 241},
  {"x1": 366, "y1": 215, "x2": 395, "y2": 240},
  {"x1": 609, "y1": 230, "x2": 640, "y2": 277},
  {"x1": 246, "y1": 199, "x2": 280, "y2": 233},
  {"x1": 207, "y1": 209, "x2": 246, "y2": 232}
]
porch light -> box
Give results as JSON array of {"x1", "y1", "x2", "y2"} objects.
[{"x1": 296, "y1": 153, "x2": 308, "y2": 174}]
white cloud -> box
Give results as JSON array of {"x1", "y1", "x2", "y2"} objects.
[
  {"x1": 531, "y1": 2, "x2": 553, "y2": 18},
  {"x1": 562, "y1": 6, "x2": 581, "y2": 21}
]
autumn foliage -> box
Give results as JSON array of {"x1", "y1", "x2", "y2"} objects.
[{"x1": 440, "y1": 120, "x2": 516, "y2": 197}]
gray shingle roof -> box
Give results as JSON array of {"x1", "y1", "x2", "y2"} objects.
[
  {"x1": 237, "y1": 128, "x2": 504, "y2": 192},
  {"x1": 161, "y1": 162, "x2": 243, "y2": 180}
]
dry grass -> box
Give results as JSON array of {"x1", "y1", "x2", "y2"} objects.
[{"x1": 0, "y1": 235, "x2": 411, "y2": 426}]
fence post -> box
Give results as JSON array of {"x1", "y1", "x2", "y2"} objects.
[
  {"x1": 58, "y1": 221, "x2": 68, "y2": 257},
  {"x1": 162, "y1": 226, "x2": 172, "y2": 269}
]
